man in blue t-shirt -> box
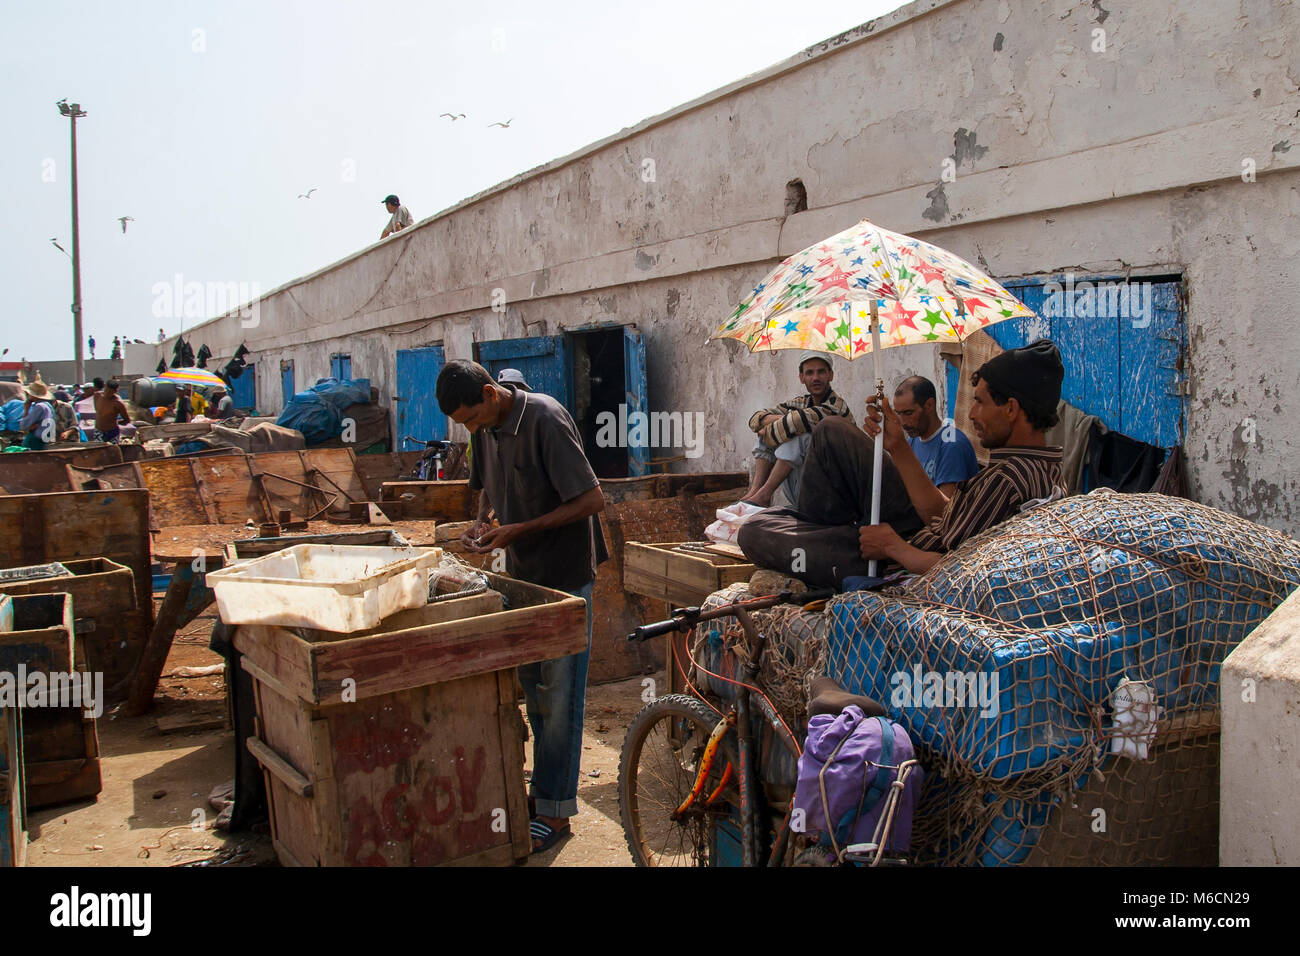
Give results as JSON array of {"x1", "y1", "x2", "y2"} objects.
[{"x1": 892, "y1": 375, "x2": 979, "y2": 494}]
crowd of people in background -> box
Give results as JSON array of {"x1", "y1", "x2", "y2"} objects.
[{"x1": 2, "y1": 374, "x2": 237, "y2": 450}]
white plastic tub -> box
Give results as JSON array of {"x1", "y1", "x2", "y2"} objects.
[{"x1": 207, "y1": 545, "x2": 443, "y2": 632}]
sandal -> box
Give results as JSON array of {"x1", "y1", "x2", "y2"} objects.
[{"x1": 529, "y1": 818, "x2": 571, "y2": 854}]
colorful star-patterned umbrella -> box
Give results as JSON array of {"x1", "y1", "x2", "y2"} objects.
[
  {"x1": 712, "y1": 218, "x2": 1035, "y2": 358},
  {"x1": 713, "y1": 218, "x2": 1036, "y2": 577}
]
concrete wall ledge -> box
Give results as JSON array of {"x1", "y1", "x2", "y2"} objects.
[{"x1": 1221, "y1": 585, "x2": 1300, "y2": 866}]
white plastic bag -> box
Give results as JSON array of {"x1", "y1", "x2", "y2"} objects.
[
  {"x1": 1109, "y1": 677, "x2": 1162, "y2": 759},
  {"x1": 703, "y1": 501, "x2": 767, "y2": 546}
]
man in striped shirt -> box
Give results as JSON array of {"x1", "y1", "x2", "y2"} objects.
[{"x1": 738, "y1": 339, "x2": 1066, "y2": 585}]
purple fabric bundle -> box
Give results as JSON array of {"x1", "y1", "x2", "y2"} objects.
[{"x1": 794, "y1": 705, "x2": 923, "y2": 855}]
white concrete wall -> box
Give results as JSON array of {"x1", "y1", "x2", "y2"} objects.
[
  {"x1": 1221, "y1": 587, "x2": 1300, "y2": 865},
  {"x1": 171, "y1": 0, "x2": 1300, "y2": 532}
]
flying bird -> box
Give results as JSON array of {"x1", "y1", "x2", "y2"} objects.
[
  {"x1": 487, "y1": 118, "x2": 514, "y2": 128},
  {"x1": 298, "y1": 188, "x2": 317, "y2": 199},
  {"x1": 50, "y1": 238, "x2": 69, "y2": 256},
  {"x1": 440, "y1": 113, "x2": 466, "y2": 121},
  {"x1": 117, "y1": 216, "x2": 135, "y2": 233}
]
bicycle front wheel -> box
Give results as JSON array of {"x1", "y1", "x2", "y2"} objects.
[{"x1": 619, "y1": 694, "x2": 741, "y2": 867}]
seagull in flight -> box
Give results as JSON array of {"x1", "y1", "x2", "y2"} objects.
[
  {"x1": 50, "y1": 238, "x2": 69, "y2": 256},
  {"x1": 298, "y1": 188, "x2": 317, "y2": 199},
  {"x1": 117, "y1": 216, "x2": 135, "y2": 233},
  {"x1": 440, "y1": 112, "x2": 466, "y2": 121},
  {"x1": 488, "y1": 118, "x2": 514, "y2": 128}
]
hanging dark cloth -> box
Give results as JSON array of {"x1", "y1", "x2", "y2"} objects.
[{"x1": 1084, "y1": 429, "x2": 1167, "y2": 493}]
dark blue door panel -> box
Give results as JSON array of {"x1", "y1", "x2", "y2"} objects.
[
  {"x1": 231, "y1": 362, "x2": 256, "y2": 411},
  {"x1": 395, "y1": 346, "x2": 447, "y2": 445},
  {"x1": 624, "y1": 326, "x2": 649, "y2": 476},
  {"x1": 477, "y1": 336, "x2": 573, "y2": 412},
  {"x1": 989, "y1": 276, "x2": 1184, "y2": 448},
  {"x1": 280, "y1": 362, "x2": 295, "y2": 410}
]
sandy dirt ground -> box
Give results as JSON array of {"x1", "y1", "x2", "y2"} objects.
[{"x1": 23, "y1": 606, "x2": 652, "y2": 867}]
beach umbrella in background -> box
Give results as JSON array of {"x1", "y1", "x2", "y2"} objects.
[
  {"x1": 713, "y1": 218, "x2": 1037, "y2": 574},
  {"x1": 157, "y1": 366, "x2": 226, "y2": 388}
]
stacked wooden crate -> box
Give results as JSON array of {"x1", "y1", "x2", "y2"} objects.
[
  {"x1": 233, "y1": 571, "x2": 588, "y2": 866},
  {"x1": 0, "y1": 592, "x2": 102, "y2": 809},
  {"x1": 0, "y1": 595, "x2": 25, "y2": 867}
]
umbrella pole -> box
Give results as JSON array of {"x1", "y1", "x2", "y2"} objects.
[{"x1": 868, "y1": 299, "x2": 884, "y2": 579}]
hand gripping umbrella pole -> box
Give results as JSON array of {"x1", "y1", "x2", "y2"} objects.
[{"x1": 868, "y1": 299, "x2": 884, "y2": 579}]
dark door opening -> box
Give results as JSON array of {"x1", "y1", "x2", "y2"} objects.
[{"x1": 572, "y1": 327, "x2": 627, "y2": 479}]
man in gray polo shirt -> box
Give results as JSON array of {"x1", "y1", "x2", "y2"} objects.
[{"x1": 436, "y1": 359, "x2": 608, "y2": 854}]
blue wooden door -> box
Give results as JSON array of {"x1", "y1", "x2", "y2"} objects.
[
  {"x1": 945, "y1": 359, "x2": 961, "y2": 420},
  {"x1": 624, "y1": 325, "x2": 649, "y2": 476},
  {"x1": 231, "y1": 362, "x2": 256, "y2": 412},
  {"x1": 988, "y1": 276, "x2": 1184, "y2": 448},
  {"x1": 280, "y1": 361, "x2": 295, "y2": 409},
  {"x1": 477, "y1": 335, "x2": 573, "y2": 412},
  {"x1": 395, "y1": 346, "x2": 447, "y2": 446},
  {"x1": 330, "y1": 354, "x2": 352, "y2": 380}
]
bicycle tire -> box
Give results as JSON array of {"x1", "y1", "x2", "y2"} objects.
[{"x1": 618, "y1": 694, "x2": 742, "y2": 867}]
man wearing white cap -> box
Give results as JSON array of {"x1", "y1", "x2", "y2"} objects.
[
  {"x1": 742, "y1": 353, "x2": 854, "y2": 507},
  {"x1": 496, "y1": 368, "x2": 531, "y2": 392}
]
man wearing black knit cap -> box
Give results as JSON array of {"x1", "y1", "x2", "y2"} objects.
[{"x1": 737, "y1": 339, "x2": 1066, "y2": 584}]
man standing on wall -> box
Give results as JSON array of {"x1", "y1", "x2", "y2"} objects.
[
  {"x1": 380, "y1": 194, "x2": 413, "y2": 239},
  {"x1": 436, "y1": 359, "x2": 608, "y2": 855}
]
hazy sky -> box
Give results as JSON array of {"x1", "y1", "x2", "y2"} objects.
[{"x1": 1, "y1": 0, "x2": 905, "y2": 362}]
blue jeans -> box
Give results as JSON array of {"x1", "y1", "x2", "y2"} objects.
[{"x1": 517, "y1": 580, "x2": 592, "y2": 819}]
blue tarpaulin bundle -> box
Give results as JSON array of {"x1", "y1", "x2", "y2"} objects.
[
  {"x1": 821, "y1": 489, "x2": 1300, "y2": 865},
  {"x1": 2, "y1": 399, "x2": 25, "y2": 431},
  {"x1": 274, "y1": 378, "x2": 370, "y2": 446}
]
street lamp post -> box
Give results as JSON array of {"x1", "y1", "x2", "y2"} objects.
[{"x1": 58, "y1": 99, "x2": 87, "y2": 386}]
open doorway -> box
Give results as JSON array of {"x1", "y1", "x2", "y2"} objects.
[
  {"x1": 476, "y1": 324, "x2": 649, "y2": 478},
  {"x1": 572, "y1": 327, "x2": 627, "y2": 478}
]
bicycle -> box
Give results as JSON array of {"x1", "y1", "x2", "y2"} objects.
[
  {"x1": 401, "y1": 435, "x2": 454, "y2": 480},
  {"x1": 618, "y1": 588, "x2": 918, "y2": 867}
]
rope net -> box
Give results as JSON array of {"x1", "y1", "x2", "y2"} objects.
[{"x1": 692, "y1": 490, "x2": 1300, "y2": 865}]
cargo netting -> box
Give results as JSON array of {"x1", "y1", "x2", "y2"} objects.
[{"x1": 692, "y1": 490, "x2": 1300, "y2": 865}]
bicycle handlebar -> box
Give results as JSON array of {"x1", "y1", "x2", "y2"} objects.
[
  {"x1": 402, "y1": 436, "x2": 453, "y2": 449},
  {"x1": 627, "y1": 587, "x2": 836, "y2": 642}
]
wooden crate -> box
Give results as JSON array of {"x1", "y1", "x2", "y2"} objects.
[
  {"x1": 0, "y1": 595, "x2": 102, "y2": 808},
  {"x1": 0, "y1": 703, "x2": 24, "y2": 867},
  {"x1": 624, "y1": 541, "x2": 755, "y2": 609},
  {"x1": 0, "y1": 557, "x2": 136, "y2": 617},
  {"x1": 0, "y1": 558, "x2": 135, "y2": 679},
  {"x1": 0, "y1": 490, "x2": 154, "y2": 699},
  {"x1": 21, "y1": 642, "x2": 102, "y2": 810},
  {"x1": 381, "y1": 480, "x2": 476, "y2": 521},
  {"x1": 233, "y1": 572, "x2": 587, "y2": 866},
  {"x1": 0, "y1": 593, "x2": 74, "y2": 675}
]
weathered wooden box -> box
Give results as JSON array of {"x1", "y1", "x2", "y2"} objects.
[
  {"x1": 0, "y1": 594, "x2": 25, "y2": 867},
  {"x1": 0, "y1": 593, "x2": 74, "y2": 676},
  {"x1": 0, "y1": 489, "x2": 154, "y2": 700},
  {"x1": 0, "y1": 557, "x2": 135, "y2": 618},
  {"x1": 234, "y1": 572, "x2": 587, "y2": 866},
  {"x1": 0, "y1": 558, "x2": 135, "y2": 679},
  {"x1": 0, "y1": 702, "x2": 24, "y2": 868},
  {"x1": 623, "y1": 541, "x2": 755, "y2": 608},
  {"x1": 0, "y1": 594, "x2": 102, "y2": 808}
]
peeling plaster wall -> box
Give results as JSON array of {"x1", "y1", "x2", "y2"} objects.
[{"x1": 176, "y1": 0, "x2": 1300, "y2": 533}]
